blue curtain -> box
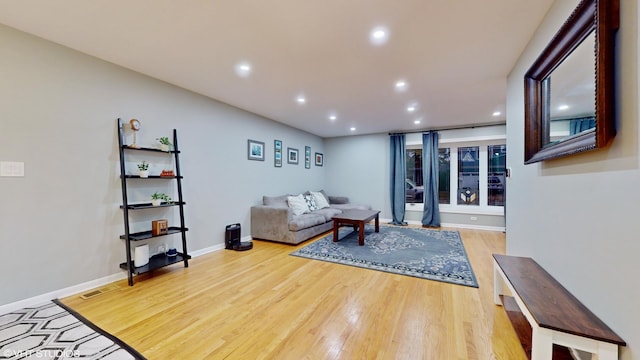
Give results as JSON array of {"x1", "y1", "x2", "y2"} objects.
[
  {"x1": 421, "y1": 132, "x2": 440, "y2": 227},
  {"x1": 390, "y1": 134, "x2": 407, "y2": 225},
  {"x1": 569, "y1": 117, "x2": 595, "y2": 135}
]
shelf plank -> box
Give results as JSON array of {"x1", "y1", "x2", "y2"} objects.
[
  {"x1": 122, "y1": 175, "x2": 183, "y2": 179},
  {"x1": 501, "y1": 295, "x2": 574, "y2": 360},
  {"x1": 122, "y1": 145, "x2": 180, "y2": 154},
  {"x1": 120, "y1": 202, "x2": 186, "y2": 210},
  {"x1": 120, "y1": 252, "x2": 191, "y2": 275},
  {"x1": 120, "y1": 227, "x2": 188, "y2": 241}
]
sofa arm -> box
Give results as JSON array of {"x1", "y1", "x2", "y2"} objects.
[
  {"x1": 328, "y1": 196, "x2": 349, "y2": 204},
  {"x1": 250, "y1": 205, "x2": 293, "y2": 241}
]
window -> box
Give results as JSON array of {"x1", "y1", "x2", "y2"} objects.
[
  {"x1": 438, "y1": 149, "x2": 450, "y2": 204},
  {"x1": 457, "y1": 147, "x2": 479, "y2": 205},
  {"x1": 406, "y1": 140, "x2": 506, "y2": 213},
  {"x1": 406, "y1": 149, "x2": 423, "y2": 204},
  {"x1": 488, "y1": 144, "x2": 506, "y2": 206},
  {"x1": 405, "y1": 148, "x2": 451, "y2": 204}
]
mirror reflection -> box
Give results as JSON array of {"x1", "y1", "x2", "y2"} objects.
[{"x1": 547, "y1": 31, "x2": 596, "y2": 145}]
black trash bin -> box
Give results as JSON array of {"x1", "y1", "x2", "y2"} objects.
[{"x1": 225, "y1": 223, "x2": 253, "y2": 251}]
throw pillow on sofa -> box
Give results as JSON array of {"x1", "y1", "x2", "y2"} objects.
[
  {"x1": 304, "y1": 194, "x2": 318, "y2": 211},
  {"x1": 287, "y1": 194, "x2": 309, "y2": 216},
  {"x1": 311, "y1": 191, "x2": 330, "y2": 209}
]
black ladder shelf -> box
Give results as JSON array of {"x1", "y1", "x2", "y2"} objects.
[{"x1": 117, "y1": 118, "x2": 190, "y2": 286}]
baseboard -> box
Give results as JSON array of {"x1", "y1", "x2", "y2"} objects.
[
  {"x1": 0, "y1": 241, "x2": 233, "y2": 315},
  {"x1": 440, "y1": 222, "x2": 505, "y2": 232},
  {"x1": 0, "y1": 272, "x2": 126, "y2": 315},
  {"x1": 189, "y1": 243, "x2": 225, "y2": 257},
  {"x1": 404, "y1": 219, "x2": 505, "y2": 232}
]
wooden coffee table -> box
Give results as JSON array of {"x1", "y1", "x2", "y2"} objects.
[{"x1": 332, "y1": 209, "x2": 380, "y2": 246}]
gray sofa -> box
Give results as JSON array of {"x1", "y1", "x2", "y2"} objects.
[{"x1": 250, "y1": 191, "x2": 371, "y2": 244}]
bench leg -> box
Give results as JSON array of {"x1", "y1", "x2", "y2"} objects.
[
  {"x1": 493, "y1": 261, "x2": 504, "y2": 305},
  {"x1": 531, "y1": 327, "x2": 553, "y2": 360}
]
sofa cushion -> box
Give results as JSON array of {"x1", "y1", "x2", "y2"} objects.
[
  {"x1": 312, "y1": 207, "x2": 342, "y2": 222},
  {"x1": 263, "y1": 194, "x2": 290, "y2": 207},
  {"x1": 289, "y1": 213, "x2": 326, "y2": 231},
  {"x1": 328, "y1": 195, "x2": 349, "y2": 204},
  {"x1": 287, "y1": 194, "x2": 310, "y2": 216}
]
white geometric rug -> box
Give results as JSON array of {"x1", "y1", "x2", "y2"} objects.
[{"x1": 0, "y1": 300, "x2": 144, "y2": 359}]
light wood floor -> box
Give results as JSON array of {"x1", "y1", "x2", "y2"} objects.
[{"x1": 61, "y1": 227, "x2": 525, "y2": 359}]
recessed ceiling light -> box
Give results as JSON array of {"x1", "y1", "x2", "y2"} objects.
[
  {"x1": 558, "y1": 104, "x2": 569, "y2": 110},
  {"x1": 329, "y1": 115, "x2": 337, "y2": 121},
  {"x1": 350, "y1": 127, "x2": 356, "y2": 131},
  {"x1": 234, "y1": 62, "x2": 252, "y2": 78},
  {"x1": 369, "y1": 26, "x2": 389, "y2": 46},
  {"x1": 406, "y1": 103, "x2": 419, "y2": 113},
  {"x1": 492, "y1": 111, "x2": 501, "y2": 117},
  {"x1": 395, "y1": 80, "x2": 408, "y2": 91},
  {"x1": 296, "y1": 95, "x2": 306, "y2": 104},
  {"x1": 414, "y1": 118, "x2": 422, "y2": 125}
]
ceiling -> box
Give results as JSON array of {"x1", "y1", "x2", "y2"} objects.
[{"x1": 0, "y1": 0, "x2": 556, "y2": 138}]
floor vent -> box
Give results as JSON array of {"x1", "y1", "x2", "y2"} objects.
[{"x1": 80, "y1": 285, "x2": 119, "y2": 300}]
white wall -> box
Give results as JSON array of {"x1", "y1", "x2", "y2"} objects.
[
  {"x1": 0, "y1": 24, "x2": 324, "y2": 306},
  {"x1": 506, "y1": 0, "x2": 639, "y2": 358},
  {"x1": 324, "y1": 134, "x2": 390, "y2": 218}
]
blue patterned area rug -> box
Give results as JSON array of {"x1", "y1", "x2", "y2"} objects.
[
  {"x1": 0, "y1": 300, "x2": 145, "y2": 359},
  {"x1": 291, "y1": 225, "x2": 478, "y2": 287}
]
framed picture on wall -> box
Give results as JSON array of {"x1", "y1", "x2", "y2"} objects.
[
  {"x1": 305, "y1": 146, "x2": 311, "y2": 169},
  {"x1": 287, "y1": 147, "x2": 299, "y2": 165},
  {"x1": 315, "y1": 152, "x2": 323, "y2": 166},
  {"x1": 274, "y1": 140, "x2": 282, "y2": 167},
  {"x1": 247, "y1": 139, "x2": 265, "y2": 161}
]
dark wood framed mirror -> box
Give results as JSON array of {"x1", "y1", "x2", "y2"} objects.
[{"x1": 524, "y1": 0, "x2": 619, "y2": 164}]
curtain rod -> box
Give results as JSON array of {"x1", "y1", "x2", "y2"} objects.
[{"x1": 388, "y1": 121, "x2": 506, "y2": 136}]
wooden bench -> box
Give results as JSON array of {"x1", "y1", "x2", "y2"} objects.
[{"x1": 493, "y1": 254, "x2": 625, "y2": 360}]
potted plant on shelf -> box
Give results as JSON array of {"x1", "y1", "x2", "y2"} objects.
[
  {"x1": 157, "y1": 137, "x2": 172, "y2": 152},
  {"x1": 151, "y1": 192, "x2": 172, "y2": 206},
  {"x1": 137, "y1": 161, "x2": 150, "y2": 178}
]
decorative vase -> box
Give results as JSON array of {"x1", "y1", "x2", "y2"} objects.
[
  {"x1": 151, "y1": 199, "x2": 162, "y2": 206},
  {"x1": 139, "y1": 170, "x2": 149, "y2": 178}
]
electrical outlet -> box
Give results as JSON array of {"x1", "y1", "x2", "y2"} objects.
[
  {"x1": 158, "y1": 245, "x2": 166, "y2": 254},
  {"x1": 470, "y1": 216, "x2": 478, "y2": 221}
]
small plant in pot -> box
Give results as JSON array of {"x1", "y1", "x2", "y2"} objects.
[
  {"x1": 156, "y1": 137, "x2": 172, "y2": 152},
  {"x1": 137, "y1": 161, "x2": 150, "y2": 178},
  {"x1": 151, "y1": 192, "x2": 172, "y2": 206}
]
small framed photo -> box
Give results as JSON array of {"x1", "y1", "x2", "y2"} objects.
[
  {"x1": 315, "y1": 152, "x2": 324, "y2": 166},
  {"x1": 305, "y1": 146, "x2": 311, "y2": 169},
  {"x1": 274, "y1": 140, "x2": 282, "y2": 167},
  {"x1": 287, "y1": 147, "x2": 299, "y2": 164},
  {"x1": 247, "y1": 139, "x2": 265, "y2": 161}
]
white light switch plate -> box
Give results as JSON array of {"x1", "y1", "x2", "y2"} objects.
[{"x1": 0, "y1": 161, "x2": 25, "y2": 177}]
